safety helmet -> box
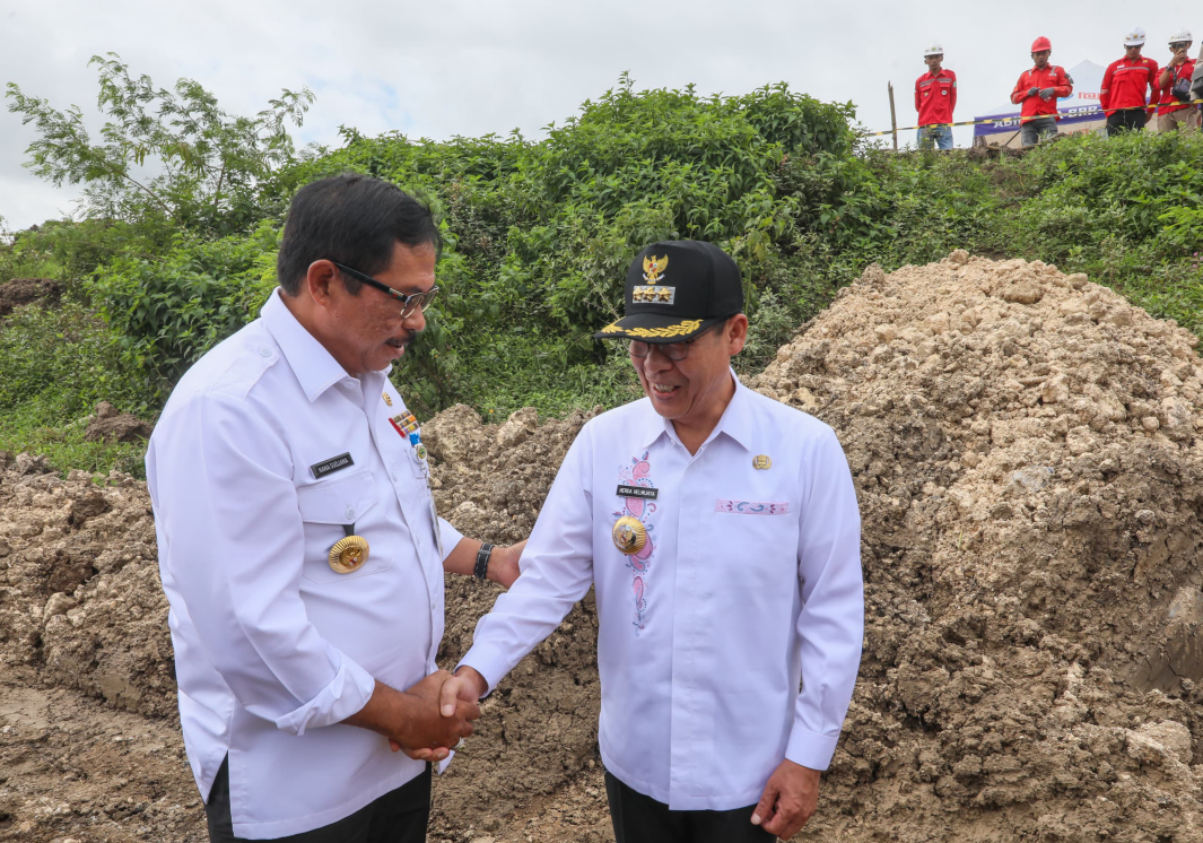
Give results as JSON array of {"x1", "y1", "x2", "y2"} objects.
[
  {"x1": 923, "y1": 44, "x2": 944, "y2": 57},
  {"x1": 1123, "y1": 28, "x2": 1146, "y2": 47},
  {"x1": 1168, "y1": 30, "x2": 1192, "y2": 45},
  {"x1": 1030, "y1": 36, "x2": 1052, "y2": 53}
]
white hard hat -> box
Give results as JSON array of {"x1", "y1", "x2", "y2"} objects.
[
  {"x1": 923, "y1": 43, "x2": 944, "y2": 57},
  {"x1": 1123, "y1": 28, "x2": 1146, "y2": 47},
  {"x1": 1168, "y1": 30, "x2": 1192, "y2": 44}
]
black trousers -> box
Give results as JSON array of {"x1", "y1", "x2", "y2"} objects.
[
  {"x1": 205, "y1": 756, "x2": 431, "y2": 842},
  {"x1": 605, "y1": 770, "x2": 776, "y2": 843},
  {"x1": 1106, "y1": 108, "x2": 1147, "y2": 135}
]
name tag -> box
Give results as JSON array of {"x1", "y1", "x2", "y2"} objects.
[
  {"x1": 617, "y1": 484, "x2": 658, "y2": 500},
  {"x1": 310, "y1": 452, "x2": 354, "y2": 479}
]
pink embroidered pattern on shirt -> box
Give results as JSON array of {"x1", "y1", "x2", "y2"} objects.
[
  {"x1": 714, "y1": 500, "x2": 791, "y2": 515},
  {"x1": 612, "y1": 451, "x2": 657, "y2": 632}
]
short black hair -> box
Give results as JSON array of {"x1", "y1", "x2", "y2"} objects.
[{"x1": 276, "y1": 174, "x2": 441, "y2": 296}]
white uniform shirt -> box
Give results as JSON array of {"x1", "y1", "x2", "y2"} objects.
[
  {"x1": 462, "y1": 374, "x2": 863, "y2": 810},
  {"x1": 146, "y1": 290, "x2": 463, "y2": 839}
]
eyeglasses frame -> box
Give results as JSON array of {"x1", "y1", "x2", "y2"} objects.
[{"x1": 330, "y1": 260, "x2": 438, "y2": 318}]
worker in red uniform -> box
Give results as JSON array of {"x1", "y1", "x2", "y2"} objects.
[
  {"x1": 1010, "y1": 36, "x2": 1074, "y2": 147},
  {"x1": 1100, "y1": 28, "x2": 1159, "y2": 135},
  {"x1": 915, "y1": 44, "x2": 957, "y2": 150},
  {"x1": 1156, "y1": 30, "x2": 1199, "y2": 132}
]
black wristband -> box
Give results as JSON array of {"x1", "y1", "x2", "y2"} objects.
[{"x1": 474, "y1": 543, "x2": 494, "y2": 581}]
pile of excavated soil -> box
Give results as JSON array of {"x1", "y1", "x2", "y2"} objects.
[
  {"x1": 751, "y1": 252, "x2": 1203, "y2": 840},
  {"x1": 1, "y1": 253, "x2": 1201, "y2": 842}
]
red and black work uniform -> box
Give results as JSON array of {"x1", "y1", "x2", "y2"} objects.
[
  {"x1": 1157, "y1": 58, "x2": 1198, "y2": 115},
  {"x1": 915, "y1": 69, "x2": 957, "y2": 126},
  {"x1": 1100, "y1": 55, "x2": 1159, "y2": 115},
  {"x1": 1010, "y1": 65, "x2": 1074, "y2": 121}
]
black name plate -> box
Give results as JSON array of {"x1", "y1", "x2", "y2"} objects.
[
  {"x1": 616, "y1": 484, "x2": 658, "y2": 500},
  {"x1": 310, "y1": 452, "x2": 354, "y2": 479}
]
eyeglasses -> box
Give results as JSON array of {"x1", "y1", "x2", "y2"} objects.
[
  {"x1": 331, "y1": 261, "x2": 438, "y2": 318},
  {"x1": 1170, "y1": 42, "x2": 1190, "y2": 50},
  {"x1": 629, "y1": 325, "x2": 720, "y2": 362}
]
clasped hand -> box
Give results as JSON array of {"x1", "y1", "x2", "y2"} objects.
[{"x1": 388, "y1": 670, "x2": 481, "y2": 761}]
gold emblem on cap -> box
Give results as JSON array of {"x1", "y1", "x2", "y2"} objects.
[
  {"x1": 611, "y1": 516, "x2": 648, "y2": 556},
  {"x1": 753, "y1": 454, "x2": 772, "y2": 470},
  {"x1": 642, "y1": 254, "x2": 669, "y2": 283},
  {"x1": 328, "y1": 535, "x2": 370, "y2": 573}
]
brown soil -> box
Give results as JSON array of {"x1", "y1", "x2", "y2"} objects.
[
  {"x1": 0, "y1": 279, "x2": 61, "y2": 319},
  {"x1": 1, "y1": 253, "x2": 1201, "y2": 842}
]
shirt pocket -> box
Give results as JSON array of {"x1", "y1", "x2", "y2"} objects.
[
  {"x1": 713, "y1": 496, "x2": 800, "y2": 596},
  {"x1": 295, "y1": 471, "x2": 384, "y2": 583}
]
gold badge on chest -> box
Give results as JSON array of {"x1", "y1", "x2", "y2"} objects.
[
  {"x1": 611, "y1": 516, "x2": 648, "y2": 556},
  {"x1": 328, "y1": 535, "x2": 370, "y2": 574}
]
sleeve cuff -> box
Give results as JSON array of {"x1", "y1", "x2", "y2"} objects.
[
  {"x1": 273, "y1": 655, "x2": 376, "y2": 736},
  {"x1": 438, "y1": 517, "x2": 465, "y2": 561},
  {"x1": 456, "y1": 642, "x2": 514, "y2": 698},
  {"x1": 784, "y1": 726, "x2": 841, "y2": 772}
]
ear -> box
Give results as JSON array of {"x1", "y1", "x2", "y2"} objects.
[
  {"x1": 725, "y1": 313, "x2": 749, "y2": 355},
  {"x1": 305, "y1": 259, "x2": 340, "y2": 310}
]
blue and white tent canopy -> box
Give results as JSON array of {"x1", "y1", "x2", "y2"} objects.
[{"x1": 974, "y1": 60, "x2": 1107, "y2": 141}]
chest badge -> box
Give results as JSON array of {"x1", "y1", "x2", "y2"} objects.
[
  {"x1": 612, "y1": 516, "x2": 648, "y2": 556},
  {"x1": 753, "y1": 454, "x2": 772, "y2": 470},
  {"x1": 329, "y1": 535, "x2": 370, "y2": 574}
]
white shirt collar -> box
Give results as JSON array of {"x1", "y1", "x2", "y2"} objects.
[
  {"x1": 260, "y1": 289, "x2": 386, "y2": 403},
  {"x1": 632, "y1": 367, "x2": 755, "y2": 454}
]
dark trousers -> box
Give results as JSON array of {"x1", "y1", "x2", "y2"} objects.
[
  {"x1": 605, "y1": 771, "x2": 776, "y2": 843},
  {"x1": 205, "y1": 756, "x2": 431, "y2": 842},
  {"x1": 1106, "y1": 108, "x2": 1147, "y2": 135},
  {"x1": 1020, "y1": 116, "x2": 1058, "y2": 148}
]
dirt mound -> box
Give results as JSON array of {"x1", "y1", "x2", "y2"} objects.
[
  {"x1": 1, "y1": 253, "x2": 1201, "y2": 842},
  {"x1": 0, "y1": 278, "x2": 61, "y2": 318},
  {"x1": 750, "y1": 251, "x2": 1203, "y2": 840},
  {"x1": 83, "y1": 401, "x2": 154, "y2": 444}
]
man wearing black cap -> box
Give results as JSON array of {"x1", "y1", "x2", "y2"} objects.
[{"x1": 442, "y1": 240, "x2": 863, "y2": 841}]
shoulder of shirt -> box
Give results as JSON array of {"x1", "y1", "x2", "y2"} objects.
[{"x1": 160, "y1": 319, "x2": 281, "y2": 415}]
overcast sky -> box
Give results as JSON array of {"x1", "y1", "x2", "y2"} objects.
[{"x1": 2, "y1": 1, "x2": 1199, "y2": 232}]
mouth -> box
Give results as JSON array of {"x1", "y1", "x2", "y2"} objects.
[
  {"x1": 649, "y1": 383, "x2": 678, "y2": 397},
  {"x1": 385, "y1": 334, "x2": 412, "y2": 353}
]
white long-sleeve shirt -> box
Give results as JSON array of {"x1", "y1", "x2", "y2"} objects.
[
  {"x1": 146, "y1": 290, "x2": 462, "y2": 839},
  {"x1": 462, "y1": 374, "x2": 863, "y2": 810}
]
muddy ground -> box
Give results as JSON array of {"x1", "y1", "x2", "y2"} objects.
[{"x1": 1, "y1": 253, "x2": 1202, "y2": 841}]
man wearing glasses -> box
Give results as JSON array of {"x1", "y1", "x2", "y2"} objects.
[
  {"x1": 443, "y1": 240, "x2": 864, "y2": 841},
  {"x1": 146, "y1": 174, "x2": 522, "y2": 842}
]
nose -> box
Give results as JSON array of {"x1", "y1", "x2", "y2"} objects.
[
  {"x1": 402, "y1": 305, "x2": 426, "y2": 332},
  {"x1": 640, "y1": 345, "x2": 675, "y2": 371}
]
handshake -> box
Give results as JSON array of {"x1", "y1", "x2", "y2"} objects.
[{"x1": 347, "y1": 667, "x2": 491, "y2": 761}]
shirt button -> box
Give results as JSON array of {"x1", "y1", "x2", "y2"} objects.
[
  {"x1": 344, "y1": 507, "x2": 355, "y2": 520},
  {"x1": 258, "y1": 347, "x2": 271, "y2": 358}
]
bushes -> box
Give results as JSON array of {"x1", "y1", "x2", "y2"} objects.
[
  {"x1": 84, "y1": 220, "x2": 279, "y2": 404},
  {"x1": 0, "y1": 299, "x2": 147, "y2": 474},
  {"x1": 3, "y1": 78, "x2": 1203, "y2": 474}
]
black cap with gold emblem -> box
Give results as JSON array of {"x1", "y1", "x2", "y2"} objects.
[{"x1": 593, "y1": 240, "x2": 744, "y2": 343}]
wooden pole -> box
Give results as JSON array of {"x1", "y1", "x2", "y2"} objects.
[{"x1": 888, "y1": 82, "x2": 898, "y2": 150}]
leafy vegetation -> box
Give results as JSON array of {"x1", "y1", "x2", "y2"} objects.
[
  {"x1": 2, "y1": 58, "x2": 1202, "y2": 475},
  {"x1": 6, "y1": 53, "x2": 313, "y2": 237}
]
